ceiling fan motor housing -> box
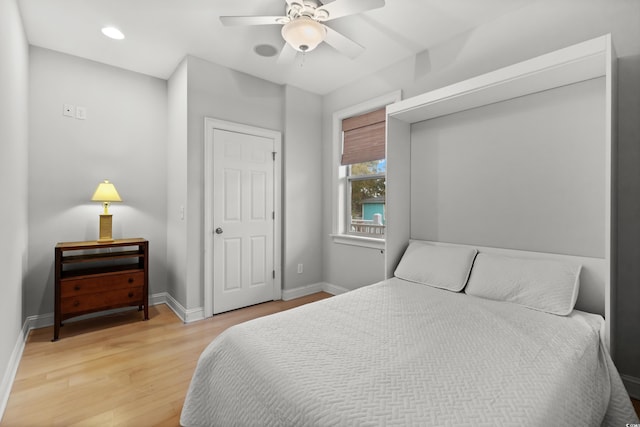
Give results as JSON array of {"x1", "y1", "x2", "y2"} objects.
[{"x1": 286, "y1": 0, "x2": 330, "y2": 21}]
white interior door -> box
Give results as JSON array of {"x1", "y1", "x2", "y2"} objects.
[{"x1": 205, "y1": 120, "x2": 281, "y2": 315}]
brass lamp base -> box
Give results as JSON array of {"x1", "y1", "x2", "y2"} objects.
[{"x1": 98, "y1": 214, "x2": 114, "y2": 242}]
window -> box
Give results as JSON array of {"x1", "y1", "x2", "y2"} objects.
[
  {"x1": 347, "y1": 160, "x2": 386, "y2": 236},
  {"x1": 342, "y1": 108, "x2": 386, "y2": 238},
  {"x1": 331, "y1": 91, "x2": 401, "y2": 248}
]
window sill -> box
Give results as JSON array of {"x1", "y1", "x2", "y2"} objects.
[{"x1": 330, "y1": 234, "x2": 385, "y2": 250}]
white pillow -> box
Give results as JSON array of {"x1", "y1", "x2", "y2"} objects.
[
  {"x1": 465, "y1": 253, "x2": 581, "y2": 315},
  {"x1": 394, "y1": 242, "x2": 477, "y2": 292}
]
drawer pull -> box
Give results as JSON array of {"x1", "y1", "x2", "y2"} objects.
[
  {"x1": 73, "y1": 300, "x2": 80, "y2": 307},
  {"x1": 128, "y1": 277, "x2": 134, "y2": 284},
  {"x1": 128, "y1": 292, "x2": 134, "y2": 298},
  {"x1": 74, "y1": 285, "x2": 81, "y2": 291}
]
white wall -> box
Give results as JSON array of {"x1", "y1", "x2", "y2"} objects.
[
  {"x1": 164, "y1": 56, "x2": 285, "y2": 312},
  {"x1": 26, "y1": 47, "x2": 169, "y2": 318},
  {"x1": 19, "y1": 46, "x2": 326, "y2": 325},
  {"x1": 165, "y1": 57, "x2": 328, "y2": 313},
  {"x1": 283, "y1": 86, "x2": 323, "y2": 290},
  {"x1": 0, "y1": 0, "x2": 29, "y2": 416},
  {"x1": 185, "y1": 56, "x2": 285, "y2": 310},
  {"x1": 321, "y1": 0, "x2": 640, "y2": 383},
  {"x1": 411, "y1": 78, "x2": 605, "y2": 257},
  {"x1": 166, "y1": 58, "x2": 188, "y2": 306}
]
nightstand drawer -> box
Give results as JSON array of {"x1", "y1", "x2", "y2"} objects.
[
  {"x1": 61, "y1": 271, "x2": 145, "y2": 297},
  {"x1": 61, "y1": 285, "x2": 144, "y2": 314}
]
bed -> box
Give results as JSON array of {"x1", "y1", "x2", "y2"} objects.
[
  {"x1": 180, "y1": 242, "x2": 638, "y2": 426},
  {"x1": 181, "y1": 36, "x2": 634, "y2": 425}
]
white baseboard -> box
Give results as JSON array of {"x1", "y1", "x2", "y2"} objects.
[
  {"x1": 149, "y1": 292, "x2": 167, "y2": 307},
  {"x1": 22, "y1": 292, "x2": 171, "y2": 332},
  {"x1": 0, "y1": 322, "x2": 28, "y2": 422},
  {"x1": 282, "y1": 282, "x2": 350, "y2": 301},
  {"x1": 282, "y1": 283, "x2": 324, "y2": 300},
  {"x1": 622, "y1": 374, "x2": 640, "y2": 400},
  {"x1": 25, "y1": 312, "x2": 54, "y2": 330},
  {"x1": 22, "y1": 293, "x2": 205, "y2": 330},
  {"x1": 162, "y1": 292, "x2": 205, "y2": 323},
  {"x1": 322, "y1": 282, "x2": 350, "y2": 296}
]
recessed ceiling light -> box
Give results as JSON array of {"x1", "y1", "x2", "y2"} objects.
[
  {"x1": 253, "y1": 44, "x2": 278, "y2": 58},
  {"x1": 101, "y1": 27, "x2": 125, "y2": 40}
]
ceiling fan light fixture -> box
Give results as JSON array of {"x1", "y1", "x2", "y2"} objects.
[{"x1": 281, "y1": 17, "x2": 326, "y2": 52}]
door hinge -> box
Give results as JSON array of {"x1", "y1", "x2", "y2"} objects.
[
  {"x1": 272, "y1": 270, "x2": 275, "y2": 279},
  {"x1": 272, "y1": 211, "x2": 275, "y2": 220},
  {"x1": 272, "y1": 151, "x2": 276, "y2": 161}
]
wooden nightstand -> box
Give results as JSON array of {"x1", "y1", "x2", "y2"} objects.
[{"x1": 53, "y1": 238, "x2": 149, "y2": 341}]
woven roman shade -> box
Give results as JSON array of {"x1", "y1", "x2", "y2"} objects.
[{"x1": 341, "y1": 107, "x2": 386, "y2": 166}]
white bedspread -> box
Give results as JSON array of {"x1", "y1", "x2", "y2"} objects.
[{"x1": 181, "y1": 278, "x2": 638, "y2": 426}]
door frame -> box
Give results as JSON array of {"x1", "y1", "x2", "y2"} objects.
[{"x1": 204, "y1": 117, "x2": 282, "y2": 318}]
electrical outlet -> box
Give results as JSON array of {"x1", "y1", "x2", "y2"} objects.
[
  {"x1": 63, "y1": 104, "x2": 75, "y2": 117},
  {"x1": 297, "y1": 263, "x2": 303, "y2": 274}
]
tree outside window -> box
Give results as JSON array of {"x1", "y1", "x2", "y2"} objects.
[{"x1": 348, "y1": 159, "x2": 385, "y2": 236}]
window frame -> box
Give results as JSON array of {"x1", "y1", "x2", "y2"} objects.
[{"x1": 330, "y1": 91, "x2": 401, "y2": 249}]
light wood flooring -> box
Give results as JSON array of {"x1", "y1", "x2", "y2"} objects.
[
  {"x1": 2, "y1": 293, "x2": 331, "y2": 426},
  {"x1": 3, "y1": 292, "x2": 640, "y2": 425}
]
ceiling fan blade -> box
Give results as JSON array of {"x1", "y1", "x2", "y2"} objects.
[
  {"x1": 316, "y1": 0, "x2": 385, "y2": 21},
  {"x1": 323, "y1": 25, "x2": 364, "y2": 59},
  {"x1": 277, "y1": 43, "x2": 297, "y2": 64},
  {"x1": 220, "y1": 16, "x2": 285, "y2": 26}
]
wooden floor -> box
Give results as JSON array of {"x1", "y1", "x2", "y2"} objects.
[
  {"x1": 2, "y1": 293, "x2": 331, "y2": 426},
  {"x1": 3, "y1": 291, "x2": 640, "y2": 425}
]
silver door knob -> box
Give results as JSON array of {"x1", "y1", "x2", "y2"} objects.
[{"x1": 215, "y1": 227, "x2": 223, "y2": 234}]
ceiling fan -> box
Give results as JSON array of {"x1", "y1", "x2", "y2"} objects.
[{"x1": 220, "y1": 0, "x2": 385, "y2": 61}]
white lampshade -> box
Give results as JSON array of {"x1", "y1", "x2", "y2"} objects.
[
  {"x1": 91, "y1": 179, "x2": 122, "y2": 202},
  {"x1": 281, "y1": 17, "x2": 326, "y2": 52}
]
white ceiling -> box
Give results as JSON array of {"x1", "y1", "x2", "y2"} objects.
[{"x1": 18, "y1": 0, "x2": 532, "y2": 95}]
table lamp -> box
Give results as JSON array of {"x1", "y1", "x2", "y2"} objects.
[{"x1": 91, "y1": 179, "x2": 122, "y2": 242}]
